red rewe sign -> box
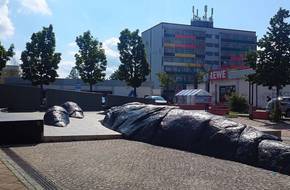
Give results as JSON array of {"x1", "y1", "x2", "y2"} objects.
[{"x1": 209, "y1": 70, "x2": 227, "y2": 80}]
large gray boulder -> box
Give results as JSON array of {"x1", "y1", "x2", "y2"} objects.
[
  {"x1": 62, "y1": 101, "x2": 84, "y2": 119},
  {"x1": 103, "y1": 103, "x2": 290, "y2": 175},
  {"x1": 44, "y1": 106, "x2": 70, "y2": 127}
]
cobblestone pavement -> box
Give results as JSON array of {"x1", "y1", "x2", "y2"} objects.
[
  {"x1": 0, "y1": 160, "x2": 26, "y2": 190},
  {"x1": 7, "y1": 140, "x2": 290, "y2": 190}
]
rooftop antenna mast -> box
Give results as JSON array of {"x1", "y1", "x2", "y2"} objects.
[
  {"x1": 203, "y1": 5, "x2": 208, "y2": 20},
  {"x1": 209, "y1": 8, "x2": 214, "y2": 22}
]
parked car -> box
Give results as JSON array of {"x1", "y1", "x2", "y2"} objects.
[
  {"x1": 266, "y1": 96, "x2": 290, "y2": 117},
  {"x1": 145, "y1": 96, "x2": 167, "y2": 105}
]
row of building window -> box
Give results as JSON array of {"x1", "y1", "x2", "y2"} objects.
[
  {"x1": 221, "y1": 42, "x2": 256, "y2": 50},
  {"x1": 164, "y1": 28, "x2": 205, "y2": 37},
  {"x1": 205, "y1": 60, "x2": 220, "y2": 65},
  {"x1": 205, "y1": 52, "x2": 219, "y2": 56},
  {"x1": 175, "y1": 75, "x2": 195, "y2": 83},
  {"x1": 221, "y1": 47, "x2": 252, "y2": 52},
  {"x1": 164, "y1": 66, "x2": 198, "y2": 73},
  {"x1": 221, "y1": 38, "x2": 256, "y2": 44},
  {"x1": 206, "y1": 34, "x2": 220, "y2": 39},
  {"x1": 220, "y1": 33, "x2": 256, "y2": 42},
  {"x1": 206, "y1": 43, "x2": 219, "y2": 48},
  {"x1": 165, "y1": 48, "x2": 194, "y2": 54},
  {"x1": 164, "y1": 56, "x2": 204, "y2": 64},
  {"x1": 164, "y1": 37, "x2": 205, "y2": 44},
  {"x1": 164, "y1": 47, "x2": 205, "y2": 55},
  {"x1": 221, "y1": 50, "x2": 248, "y2": 56}
]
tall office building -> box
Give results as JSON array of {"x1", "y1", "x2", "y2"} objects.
[{"x1": 142, "y1": 5, "x2": 257, "y2": 90}]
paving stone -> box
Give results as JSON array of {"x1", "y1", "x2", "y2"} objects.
[
  {"x1": 0, "y1": 160, "x2": 26, "y2": 190},
  {"x1": 9, "y1": 140, "x2": 290, "y2": 190}
]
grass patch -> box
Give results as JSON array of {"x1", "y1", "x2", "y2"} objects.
[{"x1": 226, "y1": 111, "x2": 239, "y2": 118}]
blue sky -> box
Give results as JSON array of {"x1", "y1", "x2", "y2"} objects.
[{"x1": 0, "y1": 0, "x2": 289, "y2": 78}]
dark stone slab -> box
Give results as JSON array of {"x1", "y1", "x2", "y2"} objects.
[
  {"x1": 44, "y1": 106, "x2": 70, "y2": 127},
  {"x1": 236, "y1": 126, "x2": 281, "y2": 165},
  {"x1": 103, "y1": 103, "x2": 290, "y2": 175},
  {"x1": 62, "y1": 101, "x2": 84, "y2": 119},
  {"x1": 0, "y1": 119, "x2": 43, "y2": 145},
  {"x1": 258, "y1": 140, "x2": 290, "y2": 175}
]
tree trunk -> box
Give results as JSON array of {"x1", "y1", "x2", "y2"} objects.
[
  {"x1": 40, "y1": 83, "x2": 44, "y2": 106},
  {"x1": 90, "y1": 83, "x2": 93, "y2": 92},
  {"x1": 134, "y1": 87, "x2": 137, "y2": 97},
  {"x1": 276, "y1": 87, "x2": 280, "y2": 97},
  {"x1": 40, "y1": 83, "x2": 43, "y2": 94}
]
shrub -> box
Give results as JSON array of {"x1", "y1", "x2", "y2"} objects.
[{"x1": 229, "y1": 94, "x2": 248, "y2": 113}]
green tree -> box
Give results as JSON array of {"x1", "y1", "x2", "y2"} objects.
[
  {"x1": 117, "y1": 29, "x2": 150, "y2": 97},
  {"x1": 157, "y1": 72, "x2": 174, "y2": 90},
  {"x1": 246, "y1": 8, "x2": 290, "y2": 97},
  {"x1": 109, "y1": 69, "x2": 121, "y2": 80},
  {"x1": 67, "y1": 66, "x2": 79, "y2": 79},
  {"x1": 0, "y1": 42, "x2": 14, "y2": 77},
  {"x1": 75, "y1": 31, "x2": 107, "y2": 92},
  {"x1": 21, "y1": 24, "x2": 61, "y2": 92},
  {"x1": 194, "y1": 68, "x2": 206, "y2": 89}
]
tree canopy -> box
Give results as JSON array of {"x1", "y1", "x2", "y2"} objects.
[
  {"x1": 75, "y1": 31, "x2": 107, "y2": 92},
  {"x1": 0, "y1": 42, "x2": 14, "y2": 77},
  {"x1": 157, "y1": 72, "x2": 174, "y2": 90},
  {"x1": 117, "y1": 29, "x2": 150, "y2": 97},
  {"x1": 246, "y1": 8, "x2": 290, "y2": 96},
  {"x1": 20, "y1": 24, "x2": 61, "y2": 91},
  {"x1": 109, "y1": 69, "x2": 121, "y2": 80},
  {"x1": 67, "y1": 66, "x2": 80, "y2": 79}
]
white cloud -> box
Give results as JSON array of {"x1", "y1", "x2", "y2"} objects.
[
  {"x1": 57, "y1": 60, "x2": 74, "y2": 78},
  {"x1": 0, "y1": 0, "x2": 14, "y2": 39},
  {"x1": 105, "y1": 64, "x2": 119, "y2": 79},
  {"x1": 68, "y1": 41, "x2": 77, "y2": 48},
  {"x1": 18, "y1": 0, "x2": 52, "y2": 15},
  {"x1": 103, "y1": 37, "x2": 120, "y2": 59},
  {"x1": 102, "y1": 37, "x2": 120, "y2": 78}
]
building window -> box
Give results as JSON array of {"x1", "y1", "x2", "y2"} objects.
[
  {"x1": 205, "y1": 52, "x2": 214, "y2": 56},
  {"x1": 219, "y1": 86, "x2": 236, "y2": 103},
  {"x1": 206, "y1": 43, "x2": 213, "y2": 47},
  {"x1": 206, "y1": 34, "x2": 212, "y2": 38},
  {"x1": 215, "y1": 35, "x2": 219, "y2": 39}
]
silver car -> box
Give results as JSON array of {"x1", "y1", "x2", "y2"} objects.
[
  {"x1": 266, "y1": 96, "x2": 290, "y2": 117},
  {"x1": 145, "y1": 96, "x2": 168, "y2": 105}
]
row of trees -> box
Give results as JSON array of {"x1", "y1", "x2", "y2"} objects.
[{"x1": 0, "y1": 25, "x2": 150, "y2": 95}]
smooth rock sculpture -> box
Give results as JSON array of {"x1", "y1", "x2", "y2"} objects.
[
  {"x1": 44, "y1": 106, "x2": 70, "y2": 127},
  {"x1": 103, "y1": 103, "x2": 290, "y2": 175},
  {"x1": 62, "y1": 101, "x2": 84, "y2": 119}
]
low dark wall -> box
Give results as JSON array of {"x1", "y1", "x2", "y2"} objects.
[
  {"x1": 0, "y1": 120, "x2": 43, "y2": 145},
  {"x1": 106, "y1": 95, "x2": 155, "y2": 108},
  {"x1": 46, "y1": 89, "x2": 103, "y2": 111},
  {"x1": 0, "y1": 84, "x2": 41, "y2": 111}
]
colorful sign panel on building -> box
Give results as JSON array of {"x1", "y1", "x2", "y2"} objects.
[{"x1": 209, "y1": 69, "x2": 227, "y2": 80}]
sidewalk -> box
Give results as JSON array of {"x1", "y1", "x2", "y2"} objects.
[
  {"x1": 230, "y1": 117, "x2": 290, "y2": 143},
  {"x1": 0, "y1": 160, "x2": 26, "y2": 190}
]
